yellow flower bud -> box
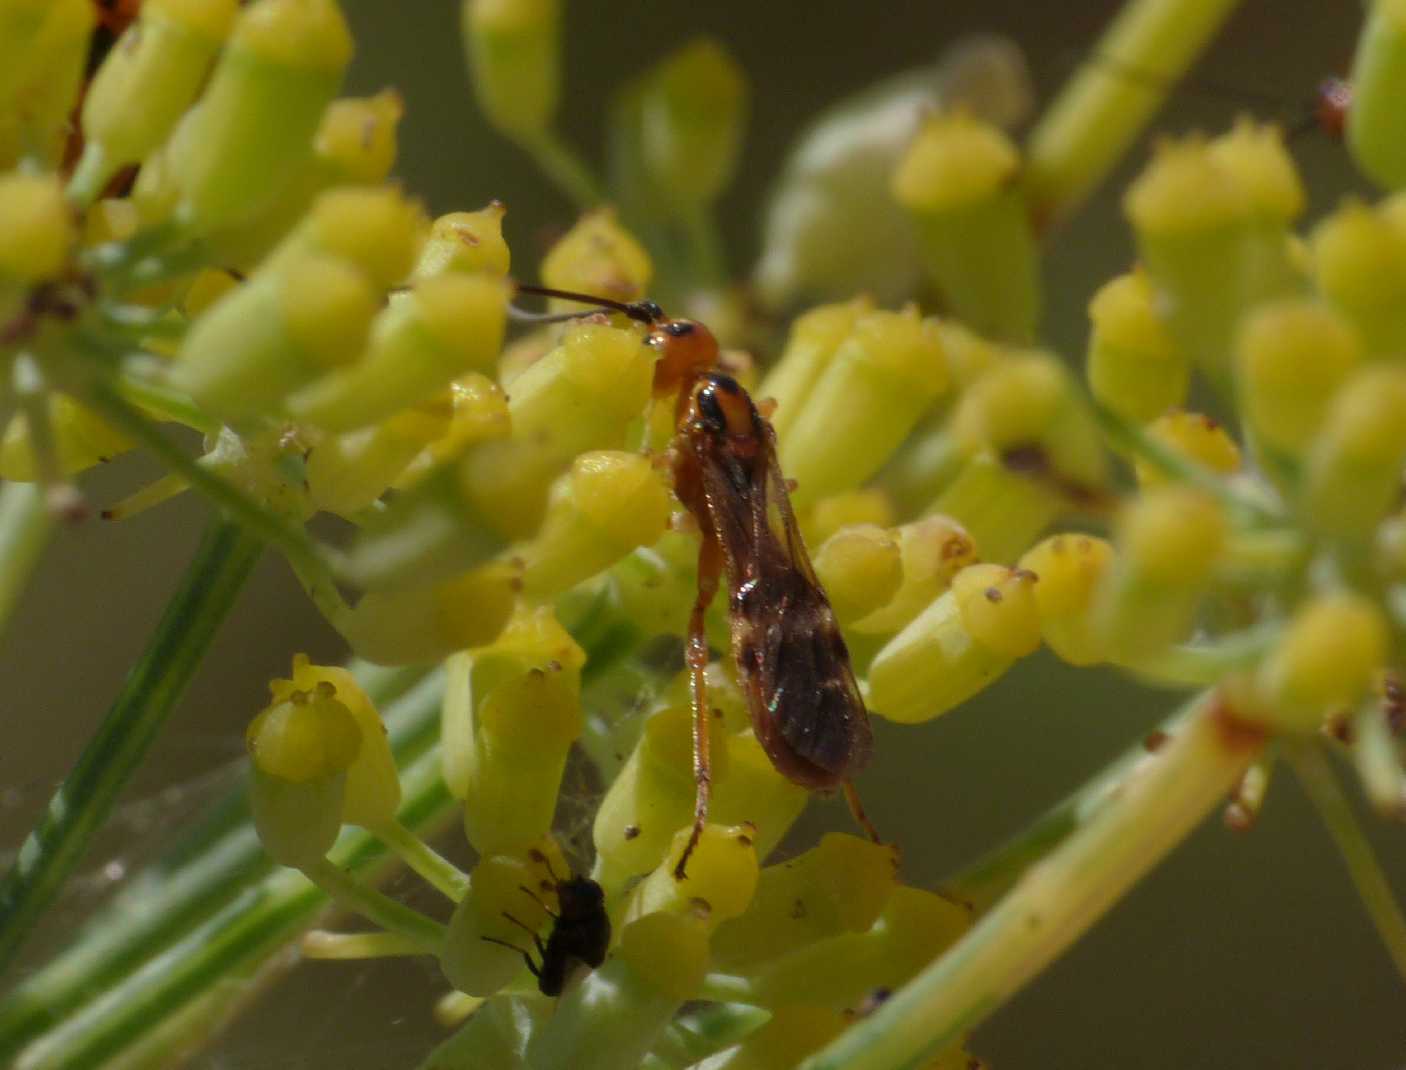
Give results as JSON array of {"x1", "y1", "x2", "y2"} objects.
[
  {"x1": 540, "y1": 208, "x2": 653, "y2": 308},
  {"x1": 893, "y1": 111, "x2": 1039, "y2": 341},
  {"x1": 1311, "y1": 199, "x2": 1406, "y2": 357},
  {"x1": 1097, "y1": 486, "x2": 1226, "y2": 662},
  {"x1": 172, "y1": 254, "x2": 379, "y2": 422},
  {"x1": 461, "y1": 0, "x2": 560, "y2": 139},
  {"x1": 711, "y1": 833, "x2": 900, "y2": 973},
  {"x1": 593, "y1": 703, "x2": 731, "y2": 886},
  {"x1": 315, "y1": 89, "x2": 403, "y2": 184},
  {"x1": 461, "y1": 657, "x2": 583, "y2": 856},
  {"x1": 867, "y1": 564, "x2": 1039, "y2": 724},
  {"x1": 1253, "y1": 594, "x2": 1389, "y2": 733},
  {"x1": 345, "y1": 559, "x2": 521, "y2": 666},
  {"x1": 1124, "y1": 136, "x2": 1253, "y2": 394},
  {"x1": 1303, "y1": 364, "x2": 1406, "y2": 537},
  {"x1": 0, "y1": 395, "x2": 133, "y2": 480},
  {"x1": 263, "y1": 185, "x2": 425, "y2": 289},
  {"x1": 1086, "y1": 269, "x2": 1188, "y2": 425},
  {"x1": 519, "y1": 450, "x2": 673, "y2": 600},
  {"x1": 615, "y1": 909, "x2": 709, "y2": 1001},
  {"x1": 852, "y1": 515, "x2": 978, "y2": 636},
  {"x1": 457, "y1": 319, "x2": 654, "y2": 538},
  {"x1": 74, "y1": 0, "x2": 240, "y2": 200},
  {"x1": 950, "y1": 352, "x2": 1108, "y2": 495},
  {"x1": 0, "y1": 172, "x2": 74, "y2": 283},
  {"x1": 925, "y1": 451, "x2": 1062, "y2": 566},
  {"x1": 811, "y1": 525, "x2": 903, "y2": 626},
  {"x1": 246, "y1": 683, "x2": 360, "y2": 868},
  {"x1": 1133, "y1": 410, "x2": 1241, "y2": 488},
  {"x1": 304, "y1": 400, "x2": 453, "y2": 518},
  {"x1": 706, "y1": 731, "x2": 809, "y2": 861},
  {"x1": 1018, "y1": 533, "x2": 1115, "y2": 666},
  {"x1": 758, "y1": 296, "x2": 873, "y2": 440},
  {"x1": 1236, "y1": 299, "x2": 1362, "y2": 457},
  {"x1": 780, "y1": 307, "x2": 949, "y2": 506},
  {"x1": 412, "y1": 204, "x2": 512, "y2": 280},
  {"x1": 748, "y1": 886, "x2": 970, "y2": 1009},
  {"x1": 443, "y1": 843, "x2": 562, "y2": 995},
  {"x1": 625, "y1": 823, "x2": 760, "y2": 932},
  {"x1": 169, "y1": 0, "x2": 354, "y2": 231},
  {"x1": 268, "y1": 655, "x2": 400, "y2": 830},
  {"x1": 1208, "y1": 119, "x2": 1305, "y2": 223},
  {"x1": 803, "y1": 488, "x2": 895, "y2": 547},
  {"x1": 288, "y1": 273, "x2": 509, "y2": 432}
]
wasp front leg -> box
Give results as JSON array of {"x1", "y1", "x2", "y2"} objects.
[{"x1": 675, "y1": 532, "x2": 723, "y2": 880}]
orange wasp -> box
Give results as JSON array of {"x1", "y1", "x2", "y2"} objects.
[{"x1": 516, "y1": 286, "x2": 880, "y2": 878}]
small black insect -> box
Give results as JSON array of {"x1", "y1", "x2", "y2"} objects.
[{"x1": 480, "y1": 852, "x2": 611, "y2": 996}]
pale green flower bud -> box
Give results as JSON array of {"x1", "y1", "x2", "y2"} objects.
[
  {"x1": 780, "y1": 308, "x2": 949, "y2": 506},
  {"x1": 462, "y1": 0, "x2": 560, "y2": 139},
  {"x1": 893, "y1": 111, "x2": 1039, "y2": 341},
  {"x1": 74, "y1": 0, "x2": 240, "y2": 201},
  {"x1": 1086, "y1": 269, "x2": 1188, "y2": 425},
  {"x1": 1347, "y1": 0, "x2": 1406, "y2": 189},
  {"x1": 169, "y1": 0, "x2": 353, "y2": 232},
  {"x1": 867, "y1": 563, "x2": 1040, "y2": 723}
]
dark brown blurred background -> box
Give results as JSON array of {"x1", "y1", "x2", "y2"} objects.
[{"x1": 4, "y1": 1, "x2": 1403, "y2": 1067}]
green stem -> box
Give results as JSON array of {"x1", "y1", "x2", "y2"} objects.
[
  {"x1": 805, "y1": 692, "x2": 1262, "y2": 1070},
  {"x1": 0, "y1": 519, "x2": 262, "y2": 977},
  {"x1": 1121, "y1": 621, "x2": 1281, "y2": 690},
  {"x1": 301, "y1": 856, "x2": 446, "y2": 954},
  {"x1": 375, "y1": 819, "x2": 470, "y2": 902},
  {"x1": 679, "y1": 202, "x2": 727, "y2": 290},
  {"x1": 1024, "y1": 0, "x2": 1245, "y2": 229},
  {"x1": 0, "y1": 481, "x2": 50, "y2": 635},
  {"x1": 1284, "y1": 740, "x2": 1406, "y2": 983},
  {"x1": 518, "y1": 130, "x2": 607, "y2": 210},
  {"x1": 1, "y1": 670, "x2": 449, "y2": 1069},
  {"x1": 0, "y1": 665, "x2": 433, "y2": 1061},
  {"x1": 1093, "y1": 401, "x2": 1281, "y2": 525}
]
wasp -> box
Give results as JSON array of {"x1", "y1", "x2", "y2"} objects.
[
  {"x1": 516, "y1": 286, "x2": 880, "y2": 879},
  {"x1": 480, "y1": 850, "x2": 611, "y2": 997}
]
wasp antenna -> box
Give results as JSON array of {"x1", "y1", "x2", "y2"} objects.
[{"x1": 513, "y1": 283, "x2": 663, "y2": 325}]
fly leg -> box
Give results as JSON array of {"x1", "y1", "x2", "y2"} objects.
[{"x1": 674, "y1": 533, "x2": 723, "y2": 881}]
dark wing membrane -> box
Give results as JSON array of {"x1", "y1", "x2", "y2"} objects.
[{"x1": 697, "y1": 427, "x2": 873, "y2": 788}]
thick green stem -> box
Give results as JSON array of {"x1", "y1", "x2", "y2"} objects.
[
  {"x1": 3, "y1": 672, "x2": 452, "y2": 1070},
  {"x1": 0, "y1": 519, "x2": 262, "y2": 977},
  {"x1": 805, "y1": 692, "x2": 1262, "y2": 1070},
  {"x1": 0, "y1": 665, "x2": 433, "y2": 1061},
  {"x1": 1024, "y1": 0, "x2": 1245, "y2": 229},
  {"x1": 0, "y1": 481, "x2": 51, "y2": 635},
  {"x1": 1284, "y1": 740, "x2": 1406, "y2": 983}
]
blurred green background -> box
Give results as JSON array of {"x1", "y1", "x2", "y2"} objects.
[{"x1": 4, "y1": 1, "x2": 1403, "y2": 1067}]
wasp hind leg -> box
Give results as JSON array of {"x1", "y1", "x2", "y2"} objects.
[{"x1": 675, "y1": 534, "x2": 723, "y2": 881}]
